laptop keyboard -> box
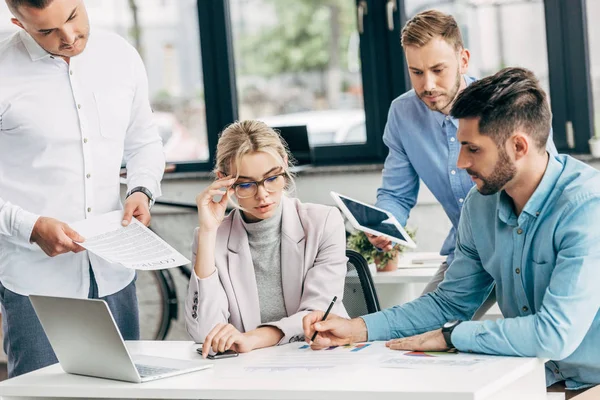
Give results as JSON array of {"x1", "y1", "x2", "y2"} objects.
[{"x1": 135, "y1": 364, "x2": 180, "y2": 377}]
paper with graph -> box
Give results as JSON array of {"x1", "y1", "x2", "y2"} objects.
[
  {"x1": 71, "y1": 210, "x2": 190, "y2": 270},
  {"x1": 381, "y1": 350, "x2": 500, "y2": 371}
]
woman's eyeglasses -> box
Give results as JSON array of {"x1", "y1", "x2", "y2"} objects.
[{"x1": 231, "y1": 173, "x2": 287, "y2": 198}]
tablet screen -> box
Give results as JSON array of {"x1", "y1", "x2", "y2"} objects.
[{"x1": 339, "y1": 196, "x2": 408, "y2": 241}]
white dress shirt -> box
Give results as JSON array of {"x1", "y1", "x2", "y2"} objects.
[{"x1": 0, "y1": 29, "x2": 165, "y2": 297}]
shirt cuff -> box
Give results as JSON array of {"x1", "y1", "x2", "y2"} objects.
[
  {"x1": 361, "y1": 312, "x2": 392, "y2": 341},
  {"x1": 15, "y1": 209, "x2": 40, "y2": 243},
  {"x1": 450, "y1": 320, "x2": 482, "y2": 352},
  {"x1": 127, "y1": 175, "x2": 162, "y2": 200}
]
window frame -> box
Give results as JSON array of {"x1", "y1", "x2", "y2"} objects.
[{"x1": 177, "y1": 0, "x2": 597, "y2": 174}]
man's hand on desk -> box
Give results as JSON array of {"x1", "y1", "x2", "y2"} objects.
[
  {"x1": 366, "y1": 233, "x2": 394, "y2": 252},
  {"x1": 122, "y1": 192, "x2": 151, "y2": 227},
  {"x1": 303, "y1": 312, "x2": 368, "y2": 349},
  {"x1": 30, "y1": 217, "x2": 86, "y2": 257},
  {"x1": 386, "y1": 329, "x2": 449, "y2": 352}
]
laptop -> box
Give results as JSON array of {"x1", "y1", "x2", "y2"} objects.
[
  {"x1": 273, "y1": 125, "x2": 314, "y2": 165},
  {"x1": 29, "y1": 295, "x2": 213, "y2": 383}
]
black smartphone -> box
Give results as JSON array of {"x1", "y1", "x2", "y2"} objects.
[{"x1": 196, "y1": 348, "x2": 239, "y2": 359}]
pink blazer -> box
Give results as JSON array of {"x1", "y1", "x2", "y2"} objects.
[{"x1": 185, "y1": 196, "x2": 349, "y2": 344}]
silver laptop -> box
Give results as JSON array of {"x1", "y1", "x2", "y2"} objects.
[{"x1": 29, "y1": 295, "x2": 212, "y2": 383}]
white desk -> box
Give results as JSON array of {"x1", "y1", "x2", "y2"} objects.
[
  {"x1": 0, "y1": 341, "x2": 547, "y2": 400},
  {"x1": 367, "y1": 252, "x2": 440, "y2": 308}
]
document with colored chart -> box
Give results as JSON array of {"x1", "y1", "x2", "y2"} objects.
[
  {"x1": 380, "y1": 350, "x2": 501, "y2": 371},
  {"x1": 71, "y1": 210, "x2": 190, "y2": 270}
]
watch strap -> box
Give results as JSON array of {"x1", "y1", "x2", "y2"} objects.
[
  {"x1": 442, "y1": 320, "x2": 462, "y2": 349},
  {"x1": 126, "y1": 186, "x2": 154, "y2": 208}
]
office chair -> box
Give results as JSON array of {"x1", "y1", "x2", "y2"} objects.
[{"x1": 343, "y1": 249, "x2": 381, "y2": 318}]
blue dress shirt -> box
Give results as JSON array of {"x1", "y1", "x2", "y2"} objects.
[
  {"x1": 364, "y1": 154, "x2": 600, "y2": 390},
  {"x1": 376, "y1": 76, "x2": 557, "y2": 265}
]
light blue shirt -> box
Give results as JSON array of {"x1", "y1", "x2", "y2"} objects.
[
  {"x1": 364, "y1": 154, "x2": 600, "y2": 390},
  {"x1": 375, "y1": 76, "x2": 557, "y2": 265}
]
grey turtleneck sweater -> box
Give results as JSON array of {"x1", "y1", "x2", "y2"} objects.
[{"x1": 240, "y1": 204, "x2": 287, "y2": 324}]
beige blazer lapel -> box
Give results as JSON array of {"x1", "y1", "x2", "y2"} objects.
[
  {"x1": 227, "y1": 210, "x2": 262, "y2": 332},
  {"x1": 280, "y1": 196, "x2": 306, "y2": 316}
]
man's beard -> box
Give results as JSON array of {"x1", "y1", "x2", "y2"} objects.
[
  {"x1": 467, "y1": 147, "x2": 516, "y2": 196},
  {"x1": 417, "y1": 70, "x2": 462, "y2": 113}
]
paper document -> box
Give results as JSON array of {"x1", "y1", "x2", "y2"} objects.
[
  {"x1": 398, "y1": 252, "x2": 447, "y2": 268},
  {"x1": 71, "y1": 210, "x2": 190, "y2": 270},
  {"x1": 381, "y1": 350, "x2": 500, "y2": 371}
]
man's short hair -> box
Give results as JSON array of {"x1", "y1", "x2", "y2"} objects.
[
  {"x1": 401, "y1": 9, "x2": 464, "y2": 51},
  {"x1": 6, "y1": 0, "x2": 53, "y2": 15},
  {"x1": 450, "y1": 67, "x2": 552, "y2": 151}
]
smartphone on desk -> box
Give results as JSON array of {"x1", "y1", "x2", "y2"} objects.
[{"x1": 196, "y1": 348, "x2": 239, "y2": 360}]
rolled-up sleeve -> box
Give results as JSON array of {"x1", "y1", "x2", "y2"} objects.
[{"x1": 375, "y1": 103, "x2": 419, "y2": 226}]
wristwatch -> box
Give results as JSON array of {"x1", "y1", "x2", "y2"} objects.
[
  {"x1": 442, "y1": 320, "x2": 462, "y2": 349},
  {"x1": 126, "y1": 186, "x2": 155, "y2": 208}
]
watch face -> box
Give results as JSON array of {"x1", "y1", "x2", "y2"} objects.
[{"x1": 443, "y1": 320, "x2": 459, "y2": 329}]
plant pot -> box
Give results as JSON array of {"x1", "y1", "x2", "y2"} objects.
[
  {"x1": 374, "y1": 253, "x2": 399, "y2": 272},
  {"x1": 589, "y1": 138, "x2": 600, "y2": 158}
]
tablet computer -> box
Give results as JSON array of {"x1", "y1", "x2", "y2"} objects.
[{"x1": 330, "y1": 191, "x2": 416, "y2": 248}]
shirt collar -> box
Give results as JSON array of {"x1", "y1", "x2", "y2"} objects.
[
  {"x1": 497, "y1": 153, "x2": 562, "y2": 224},
  {"x1": 521, "y1": 153, "x2": 562, "y2": 218},
  {"x1": 19, "y1": 30, "x2": 53, "y2": 62},
  {"x1": 432, "y1": 75, "x2": 476, "y2": 128}
]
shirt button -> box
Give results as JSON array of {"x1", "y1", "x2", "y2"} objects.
[
  {"x1": 554, "y1": 368, "x2": 560, "y2": 374},
  {"x1": 445, "y1": 116, "x2": 451, "y2": 120},
  {"x1": 536, "y1": 211, "x2": 540, "y2": 216},
  {"x1": 87, "y1": 207, "x2": 92, "y2": 212},
  {"x1": 192, "y1": 312, "x2": 197, "y2": 319},
  {"x1": 70, "y1": 70, "x2": 73, "y2": 76},
  {"x1": 451, "y1": 170, "x2": 456, "y2": 175},
  {"x1": 77, "y1": 104, "x2": 82, "y2": 110},
  {"x1": 450, "y1": 137, "x2": 456, "y2": 142},
  {"x1": 517, "y1": 228, "x2": 523, "y2": 235},
  {"x1": 83, "y1": 138, "x2": 88, "y2": 144},
  {"x1": 515, "y1": 268, "x2": 521, "y2": 274},
  {"x1": 86, "y1": 173, "x2": 91, "y2": 179},
  {"x1": 522, "y1": 306, "x2": 529, "y2": 312},
  {"x1": 459, "y1": 198, "x2": 464, "y2": 203}
]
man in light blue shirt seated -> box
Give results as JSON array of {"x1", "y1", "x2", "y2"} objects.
[
  {"x1": 368, "y1": 10, "x2": 556, "y2": 313},
  {"x1": 304, "y1": 67, "x2": 600, "y2": 397}
]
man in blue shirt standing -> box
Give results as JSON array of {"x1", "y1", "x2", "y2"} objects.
[
  {"x1": 369, "y1": 10, "x2": 556, "y2": 313},
  {"x1": 304, "y1": 67, "x2": 600, "y2": 398}
]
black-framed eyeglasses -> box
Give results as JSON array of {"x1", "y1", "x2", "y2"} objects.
[{"x1": 231, "y1": 173, "x2": 287, "y2": 198}]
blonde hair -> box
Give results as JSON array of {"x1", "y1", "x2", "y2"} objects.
[
  {"x1": 401, "y1": 10, "x2": 464, "y2": 52},
  {"x1": 214, "y1": 120, "x2": 296, "y2": 200}
]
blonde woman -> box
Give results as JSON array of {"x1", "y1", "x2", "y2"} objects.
[{"x1": 186, "y1": 120, "x2": 348, "y2": 358}]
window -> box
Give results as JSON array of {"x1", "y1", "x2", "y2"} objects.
[
  {"x1": 229, "y1": 0, "x2": 367, "y2": 149},
  {"x1": 0, "y1": 0, "x2": 209, "y2": 163},
  {"x1": 588, "y1": 0, "x2": 600, "y2": 137}
]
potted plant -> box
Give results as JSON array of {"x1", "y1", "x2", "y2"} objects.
[
  {"x1": 347, "y1": 229, "x2": 416, "y2": 272},
  {"x1": 590, "y1": 132, "x2": 600, "y2": 158}
]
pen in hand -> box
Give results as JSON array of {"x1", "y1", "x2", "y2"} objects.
[{"x1": 310, "y1": 296, "x2": 337, "y2": 344}]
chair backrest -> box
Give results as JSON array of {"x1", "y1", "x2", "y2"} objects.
[{"x1": 343, "y1": 249, "x2": 380, "y2": 318}]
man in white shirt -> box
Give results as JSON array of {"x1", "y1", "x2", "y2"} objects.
[{"x1": 0, "y1": 0, "x2": 165, "y2": 377}]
